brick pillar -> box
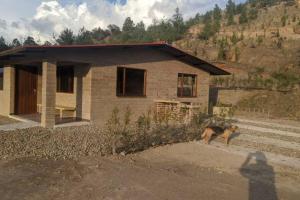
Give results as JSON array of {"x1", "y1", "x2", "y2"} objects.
[
  {"x1": 3, "y1": 65, "x2": 15, "y2": 115},
  {"x1": 41, "y1": 61, "x2": 56, "y2": 128}
]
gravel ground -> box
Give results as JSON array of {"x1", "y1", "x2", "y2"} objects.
[{"x1": 0, "y1": 126, "x2": 111, "y2": 160}]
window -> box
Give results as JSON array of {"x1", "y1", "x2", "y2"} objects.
[
  {"x1": 177, "y1": 73, "x2": 197, "y2": 97},
  {"x1": 57, "y1": 66, "x2": 74, "y2": 93},
  {"x1": 0, "y1": 66, "x2": 3, "y2": 90},
  {"x1": 117, "y1": 67, "x2": 146, "y2": 97}
]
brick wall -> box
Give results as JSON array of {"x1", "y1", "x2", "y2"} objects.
[
  {"x1": 90, "y1": 49, "x2": 210, "y2": 126},
  {"x1": 36, "y1": 65, "x2": 92, "y2": 120},
  {"x1": 0, "y1": 65, "x2": 15, "y2": 116}
]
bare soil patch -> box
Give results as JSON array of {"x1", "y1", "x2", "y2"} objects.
[{"x1": 0, "y1": 142, "x2": 299, "y2": 200}]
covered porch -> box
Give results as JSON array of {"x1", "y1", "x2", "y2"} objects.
[{"x1": 1, "y1": 61, "x2": 91, "y2": 128}]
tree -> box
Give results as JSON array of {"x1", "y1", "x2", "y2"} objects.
[
  {"x1": 213, "y1": 4, "x2": 222, "y2": 21},
  {"x1": 76, "y1": 27, "x2": 93, "y2": 44},
  {"x1": 91, "y1": 27, "x2": 110, "y2": 42},
  {"x1": 213, "y1": 4, "x2": 222, "y2": 33},
  {"x1": 235, "y1": 4, "x2": 244, "y2": 14},
  {"x1": 107, "y1": 24, "x2": 121, "y2": 36},
  {"x1": 23, "y1": 36, "x2": 37, "y2": 46},
  {"x1": 56, "y1": 28, "x2": 75, "y2": 45},
  {"x1": 11, "y1": 38, "x2": 21, "y2": 48},
  {"x1": 226, "y1": 0, "x2": 236, "y2": 25},
  {"x1": 239, "y1": 6, "x2": 248, "y2": 24},
  {"x1": 122, "y1": 17, "x2": 135, "y2": 32},
  {"x1": 0, "y1": 36, "x2": 8, "y2": 51},
  {"x1": 147, "y1": 19, "x2": 175, "y2": 43},
  {"x1": 185, "y1": 13, "x2": 202, "y2": 28},
  {"x1": 248, "y1": 8, "x2": 258, "y2": 20},
  {"x1": 134, "y1": 21, "x2": 147, "y2": 41},
  {"x1": 261, "y1": 0, "x2": 277, "y2": 8},
  {"x1": 199, "y1": 12, "x2": 214, "y2": 40},
  {"x1": 218, "y1": 38, "x2": 228, "y2": 60},
  {"x1": 43, "y1": 41, "x2": 52, "y2": 46},
  {"x1": 171, "y1": 7, "x2": 186, "y2": 39}
]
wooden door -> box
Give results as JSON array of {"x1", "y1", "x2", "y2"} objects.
[{"x1": 15, "y1": 66, "x2": 38, "y2": 115}]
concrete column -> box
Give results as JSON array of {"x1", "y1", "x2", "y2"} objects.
[
  {"x1": 3, "y1": 65, "x2": 15, "y2": 115},
  {"x1": 41, "y1": 61, "x2": 56, "y2": 128}
]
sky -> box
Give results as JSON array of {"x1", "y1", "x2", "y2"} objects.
[{"x1": 0, "y1": 0, "x2": 246, "y2": 43}]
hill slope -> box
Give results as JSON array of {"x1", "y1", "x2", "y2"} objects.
[{"x1": 175, "y1": 2, "x2": 300, "y2": 75}]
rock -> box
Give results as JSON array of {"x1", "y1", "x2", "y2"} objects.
[{"x1": 120, "y1": 152, "x2": 126, "y2": 156}]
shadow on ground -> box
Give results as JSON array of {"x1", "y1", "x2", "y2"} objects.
[{"x1": 240, "y1": 151, "x2": 278, "y2": 200}]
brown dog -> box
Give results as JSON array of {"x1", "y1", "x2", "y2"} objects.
[{"x1": 201, "y1": 125, "x2": 238, "y2": 145}]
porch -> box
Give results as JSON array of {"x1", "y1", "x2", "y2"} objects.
[{"x1": 2, "y1": 61, "x2": 91, "y2": 128}]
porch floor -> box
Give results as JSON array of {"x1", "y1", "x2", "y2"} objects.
[{"x1": 12, "y1": 113, "x2": 87, "y2": 125}]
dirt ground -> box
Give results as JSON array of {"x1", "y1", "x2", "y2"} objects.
[{"x1": 0, "y1": 142, "x2": 299, "y2": 200}]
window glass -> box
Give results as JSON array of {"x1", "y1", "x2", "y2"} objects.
[
  {"x1": 177, "y1": 73, "x2": 197, "y2": 97},
  {"x1": 0, "y1": 67, "x2": 3, "y2": 90},
  {"x1": 57, "y1": 66, "x2": 74, "y2": 93},
  {"x1": 117, "y1": 67, "x2": 146, "y2": 97}
]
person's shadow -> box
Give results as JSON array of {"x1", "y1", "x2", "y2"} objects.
[{"x1": 240, "y1": 151, "x2": 278, "y2": 200}]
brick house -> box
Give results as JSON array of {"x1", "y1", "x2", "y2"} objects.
[{"x1": 0, "y1": 42, "x2": 229, "y2": 128}]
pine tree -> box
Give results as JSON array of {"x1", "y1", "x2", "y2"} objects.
[
  {"x1": 107, "y1": 24, "x2": 121, "y2": 36},
  {"x1": 213, "y1": 4, "x2": 222, "y2": 21},
  {"x1": 23, "y1": 36, "x2": 37, "y2": 46},
  {"x1": 213, "y1": 4, "x2": 222, "y2": 32},
  {"x1": 91, "y1": 27, "x2": 110, "y2": 42},
  {"x1": 43, "y1": 41, "x2": 52, "y2": 46},
  {"x1": 226, "y1": 0, "x2": 236, "y2": 25},
  {"x1": 199, "y1": 12, "x2": 214, "y2": 40},
  {"x1": 0, "y1": 36, "x2": 8, "y2": 51},
  {"x1": 76, "y1": 27, "x2": 93, "y2": 44},
  {"x1": 172, "y1": 7, "x2": 186, "y2": 40},
  {"x1": 122, "y1": 17, "x2": 135, "y2": 32},
  {"x1": 56, "y1": 29, "x2": 75, "y2": 45},
  {"x1": 248, "y1": 8, "x2": 258, "y2": 20},
  {"x1": 239, "y1": 6, "x2": 248, "y2": 24},
  {"x1": 11, "y1": 38, "x2": 21, "y2": 48}
]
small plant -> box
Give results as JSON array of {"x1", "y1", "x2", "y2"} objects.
[
  {"x1": 136, "y1": 109, "x2": 152, "y2": 134},
  {"x1": 105, "y1": 106, "x2": 133, "y2": 155},
  {"x1": 281, "y1": 15, "x2": 287, "y2": 27},
  {"x1": 235, "y1": 46, "x2": 241, "y2": 61},
  {"x1": 257, "y1": 35, "x2": 264, "y2": 45},
  {"x1": 105, "y1": 107, "x2": 121, "y2": 155}
]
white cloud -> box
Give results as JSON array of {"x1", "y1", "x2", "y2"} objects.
[{"x1": 0, "y1": 0, "x2": 245, "y2": 43}]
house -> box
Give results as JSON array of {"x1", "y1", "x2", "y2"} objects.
[{"x1": 0, "y1": 42, "x2": 229, "y2": 128}]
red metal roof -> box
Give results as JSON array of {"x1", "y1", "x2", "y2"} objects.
[{"x1": 0, "y1": 42, "x2": 230, "y2": 76}]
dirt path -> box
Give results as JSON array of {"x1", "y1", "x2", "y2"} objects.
[{"x1": 0, "y1": 142, "x2": 299, "y2": 200}]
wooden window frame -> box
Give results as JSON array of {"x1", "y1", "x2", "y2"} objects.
[
  {"x1": 56, "y1": 66, "x2": 74, "y2": 94},
  {"x1": 177, "y1": 73, "x2": 197, "y2": 98},
  {"x1": 0, "y1": 66, "x2": 3, "y2": 91},
  {"x1": 116, "y1": 67, "x2": 147, "y2": 97}
]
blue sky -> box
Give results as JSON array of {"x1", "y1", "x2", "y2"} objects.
[{"x1": 0, "y1": 0, "x2": 246, "y2": 42}]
